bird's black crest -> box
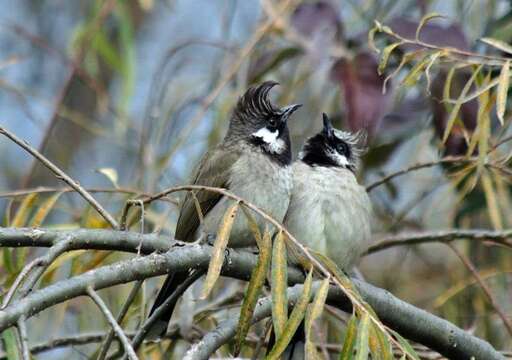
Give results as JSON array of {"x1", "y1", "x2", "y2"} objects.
[{"x1": 234, "y1": 81, "x2": 280, "y2": 120}]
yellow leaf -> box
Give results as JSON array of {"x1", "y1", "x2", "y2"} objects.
[
  {"x1": 480, "y1": 37, "x2": 512, "y2": 55},
  {"x1": 339, "y1": 315, "x2": 358, "y2": 360},
  {"x1": 271, "y1": 230, "x2": 288, "y2": 339},
  {"x1": 354, "y1": 313, "x2": 370, "y2": 360},
  {"x1": 378, "y1": 42, "x2": 402, "y2": 75},
  {"x1": 305, "y1": 278, "x2": 329, "y2": 359},
  {"x1": 442, "y1": 65, "x2": 482, "y2": 143},
  {"x1": 234, "y1": 227, "x2": 272, "y2": 355},
  {"x1": 497, "y1": 60, "x2": 510, "y2": 125},
  {"x1": 401, "y1": 54, "x2": 430, "y2": 87},
  {"x1": 201, "y1": 201, "x2": 239, "y2": 299},
  {"x1": 241, "y1": 205, "x2": 262, "y2": 247},
  {"x1": 266, "y1": 268, "x2": 313, "y2": 360},
  {"x1": 12, "y1": 193, "x2": 37, "y2": 227},
  {"x1": 416, "y1": 13, "x2": 444, "y2": 40},
  {"x1": 481, "y1": 172, "x2": 503, "y2": 230},
  {"x1": 30, "y1": 192, "x2": 63, "y2": 227}
]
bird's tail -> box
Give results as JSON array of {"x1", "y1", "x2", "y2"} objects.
[
  {"x1": 146, "y1": 270, "x2": 199, "y2": 339},
  {"x1": 267, "y1": 318, "x2": 305, "y2": 360}
]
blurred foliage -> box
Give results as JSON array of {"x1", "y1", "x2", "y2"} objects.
[{"x1": 1, "y1": 0, "x2": 512, "y2": 359}]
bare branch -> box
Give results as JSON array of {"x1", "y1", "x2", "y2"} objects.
[
  {"x1": 0, "y1": 126, "x2": 119, "y2": 228},
  {"x1": 365, "y1": 229, "x2": 512, "y2": 255},
  {"x1": 0, "y1": 238, "x2": 503, "y2": 360},
  {"x1": 448, "y1": 243, "x2": 512, "y2": 336},
  {"x1": 97, "y1": 280, "x2": 143, "y2": 360},
  {"x1": 86, "y1": 286, "x2": 138, "y2": 360},
  {"x1": 16, "y1": 316, "x2": 30, "y2": 360}
]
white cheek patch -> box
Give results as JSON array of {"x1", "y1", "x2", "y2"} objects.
[
  {"x1": 328, "y1": 150, "x2": 349, "y2": 167},
  {"x1": 252, "y1": 127, "x2": 285, "y2": 154}
]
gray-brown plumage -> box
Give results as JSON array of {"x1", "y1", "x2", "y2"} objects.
[{"x1": 148, "y1": 81, "x2": 301, "y2": 337}]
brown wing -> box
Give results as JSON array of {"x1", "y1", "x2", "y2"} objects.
[{"x1": 175, "y1": 145, "x2": 240, "y2": 242}]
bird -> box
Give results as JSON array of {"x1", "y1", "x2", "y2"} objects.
[
  {"x1": 147, "y1": 81, "x2": 302, "y2": 337},
  {"x1": 277, "y1": 113, "x2": 372, "y2": 359}
]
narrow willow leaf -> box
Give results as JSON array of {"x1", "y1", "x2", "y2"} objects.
[
  {"x1": 497, "y1": 60, "x2": 510, "y2": 125},
  {"x1": 305, "y1": 278, "x2": 330, "y2": 359},
  {"x1": 389, "y1": 329, "x2": 420, "y2": 360},
  {"x1": 309, "y1": 250, "x2": 362, "y2": 302},
  {"x1": 401, "y1": 55, "x2": 430, "y2": 87},
  {"x1": 354, "y1": 313, "x2": 370, "y2": 360},
  {"x1": 369, "y1": 324, "x2": 393, "y2": 360},
  {"x1": 241, "y1": 205, "x2": 262, "y2": 247},
  {"x1": 416, "y1": 13, "x2": 444, "y2": 40},
  {"x1": 382, "y1": 51, "x2": 417, "y2": 93},
  {"x1": 443, "y1": 67, "x2": 456, "y2": 102},
  {"x1": 425, "y1": 51, "x2": 443, "y2": 93},
  {"x1": 442, "y1": 65, "x2": 482, "y2": 143},
  {"x1": 480, "y1": 37, "x2": 512, "y2": 55},
  {"x1": 339, "y1": 315, "x2": 358, "y2": 360},
  {"x1": 201, "y1": 202, "x2": 239, "y2": 299},
  {"x1": 30, "y1": 192, "x2": 63, "y2": 227},
  {"x1": 482, "y1": 172, "x2": 503, "y2": 230},
  {"x1": 12, "y1": 193, "x2": 37, "y2": 227},
  {"x1": 234, "y1": 227, "x2": 272, "y2": 355},
  {"x1": 368, "y1": 26, "x2": 380, "y2": 53},
  {"x1": 266, "y1": 268, "x2": 313, "y2": 360},
  {"x1": 1, "y1": 328, "x2": 20, "y2": 360},
  {"x1": 271, "y1": 230, "x2": 288, "y2": 338},
  {"x1": 96, "y1": 167, "x2": 119, "y2": 188},
  {"x1": 378, "y1": 42, "x2": 402, "y2": 75}
]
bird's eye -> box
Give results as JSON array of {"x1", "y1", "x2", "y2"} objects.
[
  {"x1": 268, "y1": 117, "x2": 276, "y2": 126},
  {"x1": 335, "y1": 142, "x2": 349, "y2": 156}
]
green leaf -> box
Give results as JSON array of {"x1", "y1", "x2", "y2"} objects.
[
  {"x1": 480, "y1": 37, "x2": 512, "y2": 55},
  {"x1": 2, "y1": 328, "x2": 20, "y2": 360},
  {"x1": 390, "y1": 329, "x2": 421, "y2": 360},
  {"x1": 497, "y1": 60, "x2": 510, "y2": 125},
  {"x1": 354, "y1": 313, "x2": 370, "y2": 360},
  {"x1": 339, "y1": 315, "x2": 358, "y2": 360},
  {"x1": 271, "y1": 230, "x2": 288, "y2": 339},
  {"x1": 416, "y1": 13, "x2": 444, "y2": 40},
  {"x1": 482, "y1": 172, "x2": 503, "y2": 229},
  {"x1": 234, "y1": 227, "x2": 272, "y2": 355},
  {"x1": 201, "y1": 202, "x2": 239, "y2": 299},
  {"x1": 305, "y1": 278, "x2": 330, "y2": 359},
  {"x1": 266, "y1": 268, "x2": 313, "y2": 360},
  {"x1": 368, "y1": 26, "x2": 380, "y2": 53},
  {"x1": 378, "y1": 42, "x2": 402, "y2": 75}
]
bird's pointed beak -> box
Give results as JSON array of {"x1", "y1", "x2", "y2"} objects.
[{"x1": 279, "y1": 104, "x2": 302, "y2": 123}]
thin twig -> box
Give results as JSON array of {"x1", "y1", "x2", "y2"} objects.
[
  {"x1": 1, "y1": 257, "x2": 44, "y2": 309},
  {"x1": 86, "y1": 286, "x2": 138, "y2": 360},
  {"x1": 447, "y1": 243, "x2": 512, "y2": 336},
  {"x1": 97, "y1": 280, "x2": 144, "y2": 360},
  {"x1": 0, "y1": 126, "x2": 119, "y2": 228},
  {"x1": 16, "y1": 316, "x2": 30, "y2": 360},
  {"x1": 365, "y1": 229, "x2": 512, "y2": 255},
  {"x1": 366, "y1": 156, "x2": 468, "y2": 192}
]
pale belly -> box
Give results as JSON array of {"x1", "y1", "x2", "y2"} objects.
[{"x1": 198, "y1": 152, "x2": 292, "y2": 247}]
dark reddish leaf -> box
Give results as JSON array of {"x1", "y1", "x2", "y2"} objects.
[
  {"x1": 291, "y1": 1, "x2": 342, "y2": 40},
  {"x1": 331, "y1": 52, "x2": 391, "y2": 136}
]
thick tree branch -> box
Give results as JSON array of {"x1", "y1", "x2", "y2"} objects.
[
  {"x1": 0, "y1": 237, "x2": 503, "y2": 360},
  {"x1": 365, "y1": 229, "x2": 512, "y2": 255}
]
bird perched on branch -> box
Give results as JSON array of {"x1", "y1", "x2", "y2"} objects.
[
  {"x1": 148, "y1": 81, "x2": 301, "y2": 337},
  {"x1": 279, "y1": 113, "x2": 372, "y2": 359}
]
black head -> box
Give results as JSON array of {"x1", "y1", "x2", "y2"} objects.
[
  {"x1": 227, "y1": 81, "x2": 301, "y2": 165},
  {"x1": 300, "y1": 113, "x2": 366, "y2": 172}
]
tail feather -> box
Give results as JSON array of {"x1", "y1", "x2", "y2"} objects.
[{"x1": 147, "y1": 270, "x2": 199, "y2": 339}]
